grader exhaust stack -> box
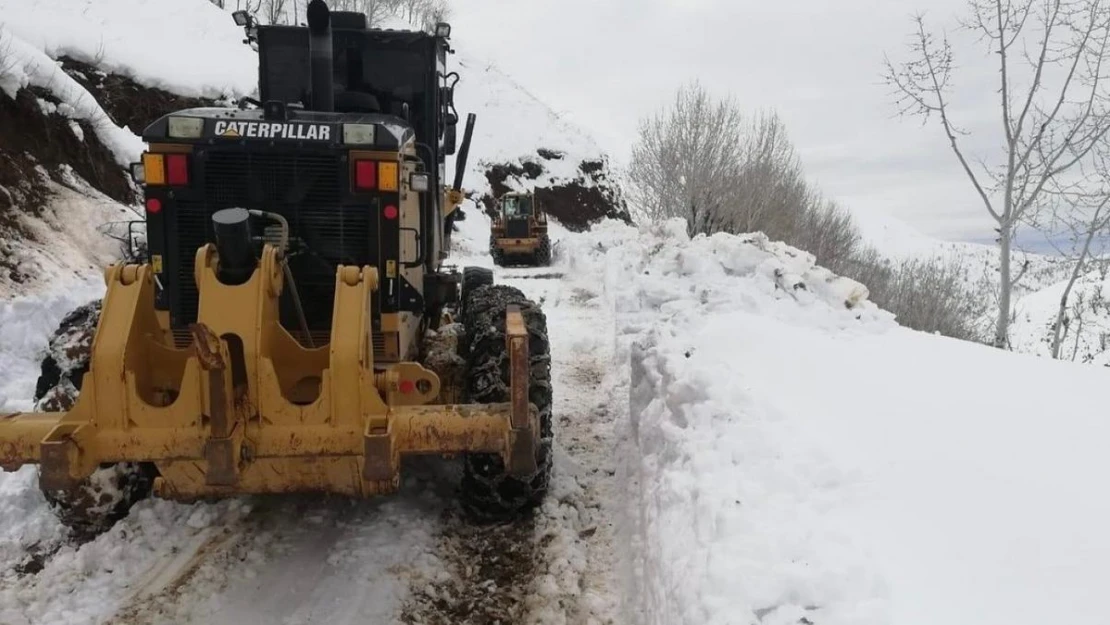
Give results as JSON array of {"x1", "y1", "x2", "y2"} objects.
[{"x1": 0, "y1": 1, "x2": 553, "y2": 532}]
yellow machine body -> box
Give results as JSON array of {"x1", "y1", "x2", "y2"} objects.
[{"x1": 0, "y1": 244, "x2": 538, "y2": 501}]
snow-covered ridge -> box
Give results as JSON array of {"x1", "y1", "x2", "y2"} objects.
[
  {"x1": 0, "y1": 0, "x2": 257, "y2": 100},
  {"x1": 0, "y1": 28, "x2": 142, "y2": 168}
]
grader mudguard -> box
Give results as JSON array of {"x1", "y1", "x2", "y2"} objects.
[{"x1": 0, "y1": 243, "x2": 539, "y2": 501}]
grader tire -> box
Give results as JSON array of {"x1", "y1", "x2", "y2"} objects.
[
  {"x1": 42, "y1": 463, "x2": 157, "y2": 541},
  {"x1": 462, "y1": 266, "x2": 494, "y2": 300},
  {"x1": 33, "y1": 302, "x2": 155, "y2": 539},
  {"x1": 460, "y1": 266, "x2": 494, "y2": 319},
  {"x1": 460, "y1": 284, "x2": 553, "y2": 520},
  {"x1": 33, "y1": 300, "x2": 101, "y2": 412}
]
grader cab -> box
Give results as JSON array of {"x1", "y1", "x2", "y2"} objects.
[
  {"x1": 0, "y1": 0, "x2": 552, "y2": 534},
  {"x1": 489, "y1": 191, "x2": 552, "y2": 266}
]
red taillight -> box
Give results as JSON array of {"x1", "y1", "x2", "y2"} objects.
[
  {"x1": 355, "y1": 160, "x2": 377, "y2": 190},
  {"x1": 383, "y1": 204, "x2": 398, "y2": 220},
  {"x1": 146, "y1": 198, "x2": 162, "y2": 214},
  {"x1": 166, "y1": 154, "x2": 189, "y2": 186},
  {"x1": 399, "y1": 379, "x2": 415, "y2": 394}
]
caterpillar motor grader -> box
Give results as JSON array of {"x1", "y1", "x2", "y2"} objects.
[
  {"x1": 489, "y1": 191, "x2": 551, "y2": 266},
  {"x1": 0, "y1": 0, "x2": 552, "y2": 534}
]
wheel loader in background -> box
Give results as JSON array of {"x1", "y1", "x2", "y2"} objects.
[
  {"x1": 489, "y1": 191, "x2": 552, "y2": 266},
  {"x1": 0, "y1": 0, "x2": 552, "y2": 535}
]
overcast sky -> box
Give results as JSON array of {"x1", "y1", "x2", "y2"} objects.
[{"x1": 450, "y1": 0, "x2": 1022, "y2": 244}]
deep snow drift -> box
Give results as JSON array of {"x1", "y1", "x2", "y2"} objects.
[{"x1": 555, "y1": 218, "x2": 1110, "y2": 625}]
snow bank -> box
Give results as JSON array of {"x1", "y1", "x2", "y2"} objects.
[
  {"x1": 0, "y1": 272, "x2": 105, "y2": 574},
  {"x1": 0, "y1": 0, "x2": 257, "y2": 99},
  {"x1": 0, "y1": 28, "x2": 144, "y2": 167},
  {"x1": 561, "y1": 220, "x2": 892, "y2": 624},
  {"x1": 565, "y1": 218, "x2": 1110, "y2": 625}
]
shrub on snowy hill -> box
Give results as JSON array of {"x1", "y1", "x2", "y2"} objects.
[{"x1": 629, "y1": 81, "x2": 992, "y2": 342}]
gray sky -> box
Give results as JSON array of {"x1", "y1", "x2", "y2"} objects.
[{"x1": 451, "y1": 0, "x2": 1011, "y2": 243}]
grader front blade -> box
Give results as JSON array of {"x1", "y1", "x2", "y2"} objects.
[{"x1": 0, "y1": 243, "x2": 538, "y2": 501}]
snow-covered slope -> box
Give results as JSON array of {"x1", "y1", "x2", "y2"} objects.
[
  {"x1": 0, "y1": 0, "x2": 257, "y2": 99},
  {"x1": 1010, "y1": 267, "x2": 1110, "y2": 364}
]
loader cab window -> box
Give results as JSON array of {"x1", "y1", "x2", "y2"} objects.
[{"x1": 502, "y1": 195, "x2": 533, "y2": 217}]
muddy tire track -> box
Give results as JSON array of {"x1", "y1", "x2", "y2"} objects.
[{"x1": 399, "y1": 508, "x2": 542, "y2": 625}]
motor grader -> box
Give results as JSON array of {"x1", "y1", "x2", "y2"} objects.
[
  {"x1": 489, "y1": 191, "x2": 551, "y2": 266},
  {"x1": 0, "y1": 0, "x2": 552, "y2": 534}
]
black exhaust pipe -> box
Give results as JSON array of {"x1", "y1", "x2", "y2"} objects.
[
  {"x1": 212, "y1": 208, "x2": 258, "y2": 285},
  {"x1": 452, "y1": 113, "x2": 477, "y2": 191},
  {"x1": 306, "y1": 0, "x2": 334, "y2": 112}
]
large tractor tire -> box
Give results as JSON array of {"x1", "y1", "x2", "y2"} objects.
[
  {"x1": 33, "y1": 300, "x2": 101, "y2": 412},
  {"x1": 488, "y1": 237, "x2": 505, "y2": 267},
  {"x1": 460, "y1": 284, "x2": 553, "y2": 521},
  {"x1": 41, "y1": 463, "x2": 157, "y2": 541},
  {"x1": 535, "y1": 235, "x2": 552, "y2": 266},
  {"x1": 460, "y1": 266, "x2": 494, "y2": 319},
  {"x1": 33, "y1": 300, "x2": 155, "y2": 540}
]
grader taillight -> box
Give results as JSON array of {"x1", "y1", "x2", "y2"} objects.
[
  {"x1": 351, "y1": 157, "x2": 399, "y2": 192},
  {"x1": 140, "y1": 152, "x2": 190, "y2": 187}
]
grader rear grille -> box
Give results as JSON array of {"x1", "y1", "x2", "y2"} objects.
[{"x1": 167, "y1": 148, "x2": 379, "y2": 339}]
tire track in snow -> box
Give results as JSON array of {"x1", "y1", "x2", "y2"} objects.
[
  {"x1": 527, "y1": 277, "x2": 624, "y2": 624},
  {"x1": 0, "y1": 499, "x2": 252, "y2": 625},
  {"x1": 113, "y1": 466, "x2": 450, "y2": 625}
]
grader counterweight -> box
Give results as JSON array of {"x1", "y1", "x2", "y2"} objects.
[{"x1": 0, "y1": 0, "x2": 552, "y2": 534}]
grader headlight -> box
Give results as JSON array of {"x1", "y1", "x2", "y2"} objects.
[
  {"x1": 343, "y1": 123, "x2": 376, "y2": 145},
  {"x1": 167, "y1": 116, "x2": 205, "y2": 139}
]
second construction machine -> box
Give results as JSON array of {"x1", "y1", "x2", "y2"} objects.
[
  {"x1": 0, "y1": 0, "x2": 552, "y2": 533},
  {"x1": 489, "y1": 191, "x2": 552, "y2": 266}
]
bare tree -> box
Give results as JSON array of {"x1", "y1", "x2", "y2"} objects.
[
  {"x1": 629, "y1": 81, "x2": 746, "y2": 234},
  {"x1": 235, "y1": 0, "x2": 263, "y2": 13},
  {"x1": 0, "y1": 28, "x2": 15, "y2": 84},
  {"x1": 884, "y1": 0, "x2": 1110, "y2": 348},
  {"x1": 262, "y1": 0, "x2": 289, "y2": 24},
  {"x1": 631, "y1": 80, "x2": 991, "y2": 341},
  {"x1": 418, "y1": 0, "x2": 451, "y2": 31},
  {"x1": 1034, "y1": 143, "x2": 1110, "y2": 357}
]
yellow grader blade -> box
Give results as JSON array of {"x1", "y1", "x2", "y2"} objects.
[{"x1": 0, "y1": 243, "x2": 538, "y2": 501}]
